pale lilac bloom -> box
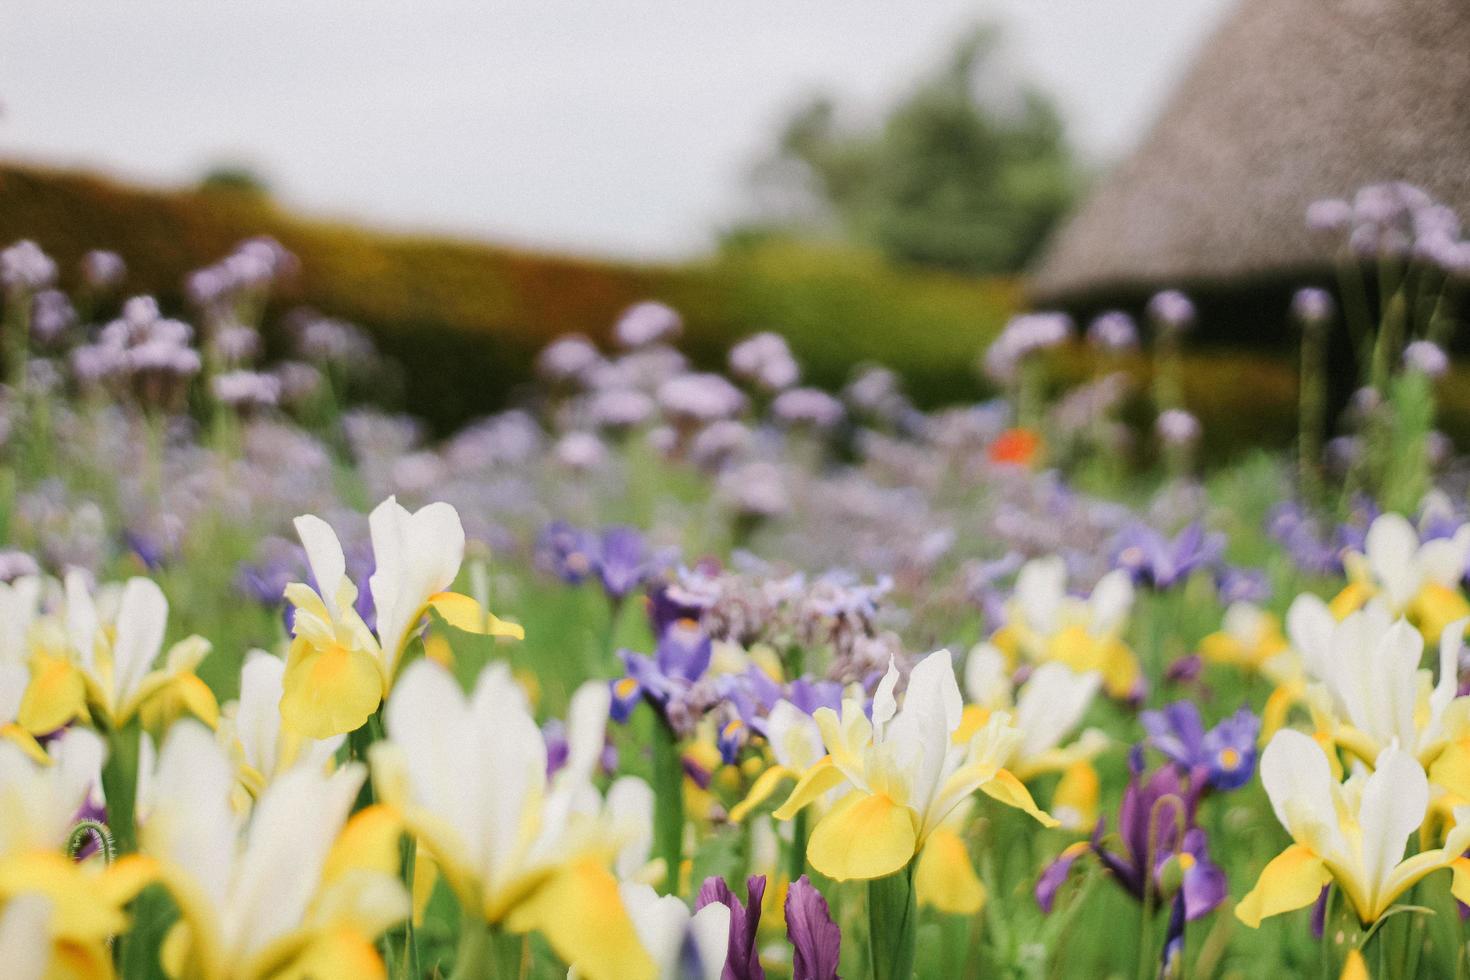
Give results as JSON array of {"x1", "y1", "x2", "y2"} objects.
[
  {"x1": 729, "y1": 332, "x2": 800, "y2": 392},
  {"x1": 771, "y1": 388, "x2": 844, "y2": 430},
  {"x1": 658, "y1": 373, "x2": 747, "y2": 424},
  {"x1": 81, "y1": 250, "x2": 127, "y2": 291},
  {"x1": 1086, "y1": 311, "x2": 1138, "y2": 352},
  {"x1": 1155, "y1": 409, "x2": 1201, "y2": 447},
  {"x1": 1291, "y1": 288, "x2": 1334, "y2": 325},
  {"x1": 1146, "y1": 290, "x2": 1195, "y2": 332},
  {"x1": 536, "y1": 334, "x2": 604, "y2": 385},
  {"x1": 0, "y1": 240, "x2": 57, "y2": 294},
  {"x1": 614, "y1": 300, "x2": 682, "y2": 349},
  {"x1": 1404, "y1": 340, "x2": 1450, "y2": 379}
]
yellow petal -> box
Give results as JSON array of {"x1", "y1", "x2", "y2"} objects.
[
  {"x1": 1051, "y1": 761, "x2": 1099, "y2": 831},
  {"x1": 1413, "y1": 585, "x2": 1470, "y2": 643},
  {"x1": 1340, "y1": 949, "x2": 1370, "y2": 980},
  {"x1": 806, "y1": 791, "x2": 917, "y2": 881},
  {"x1": 1450, "y1": 856, "x2": 1470, "y2": 907},
  {"x1": 772, "y1": 757, "x2": 847, "y2": 821},
  {"x1": 915, "y1": 826, "x2": 985, "y2": 915},
  {"x1": 980, "y1": 769, "x2": 1058, "y2": 827},
  {"x1": 324, "y1": 805, "x2": 404, "y2": 884},
  {"x1": 279, "y1": 637, "x2": 385, "y2": 739},
  {"x1": 729, "y1": 765, "x2": 794, "y2": 823},
  {"x1": 1329, "y1": 583, "x2": 1372, "y2": 620},
  {"x1": 427, "y1": 592, "x2": 525, "y2": 640},
  {"x1": 1235, "y1": 844, "x2": 1331, "y2": 928},
  {"x1": 0, "y1": 724, "x2": 50, "y2": 764},
  {"x1": 276, "y1": 927, "x2": 388, "y2": 980},
  {"x1": 508, "y1": 858, "x2": 655, "y2": 980},
  {"x1": 18, "y1": 655, "x2": 86, "y2": 734}
]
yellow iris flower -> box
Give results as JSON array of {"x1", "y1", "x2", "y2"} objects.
[
  {"x1": 773, "y1": 650, "x2": 1056, "y2": 884},
  {"x1": 367, "y1": 661, "x2": 658, "y2": 980},
  {"x1": 139, "y1": 721, "x2": 408, "y2": 980},
  {"x1": 1237, "y1": 730, "x2": 1470, "y2": 927},
  {"x1": 17, "y1": 572, "x2": 216, "y2": 736},
  {"x1": 0, "y1": 729, "x2": 156, "y2": 979},
  {"x1": 1330, "y1": 513, "x2": 1470, "y2": 641},
  {"x1": 280, "y1": 497, "x2": 523, "y2": 739},
  {"x1": 989, "y1": 558, "x2": 1141, "y2": 700}
]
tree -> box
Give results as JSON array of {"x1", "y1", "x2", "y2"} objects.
[{"x1": 740, "y1": 25, "x2": 1077, "y2": 276}]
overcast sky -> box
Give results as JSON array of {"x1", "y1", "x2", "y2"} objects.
[{"x1": 0, "y1": 1, "x2": 1232, "y2": 260}]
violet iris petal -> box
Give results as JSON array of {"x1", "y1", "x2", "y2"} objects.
[
  {"x1": 786, "y1": 876, "x2": 841, "y2": 980},
  {"x1": 696, "y1": 875, "x2": 766, "y2": 980}
]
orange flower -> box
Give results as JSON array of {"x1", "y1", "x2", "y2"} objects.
[{"x1": 989, "y1": 428, "x2": 1042, "y2": 466}]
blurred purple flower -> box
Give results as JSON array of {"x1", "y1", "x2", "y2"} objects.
[
  {"x1": 696, "y1": 875, "x2": 766, "y2": 980},
  {"x1": 1111, "y1": 522, "x2": 1224, "y2": 589}
]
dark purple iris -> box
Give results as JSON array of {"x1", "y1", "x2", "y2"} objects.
[
  {"x1": 697, "y1": 874, "x2": 840, "y2": 980},
  {"x1": 1037, "y1": 766, "x2": 1226, "y2": 924},
  {"x1": 696, "y1": 875, "x2": 766, "y2": 980}
]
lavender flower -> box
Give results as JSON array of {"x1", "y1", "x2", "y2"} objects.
[
  {"x1": 729, "y1": 332, "x2": 800, "y2": 392},
  {"x1": 1404, "y1": 340, "x2": 1450, "y2": 379},
  {"x1": 657, "y1": 373, "x2": 748, "y2": 425},
  {"x1": 1146, "y1": 290, "x2": 1196, "y2": 333},
  {"x1": 1086, "y1": 311, "x2": 1139, "y2": 352},
  {"x1": 614, "y1": 300, "x2": 682, "y2": 349},
  {"x1": 80, "y1": 250, "x2": 127, "y2": 291},
  {"x1": 1155, "y1": 409, "x2": 1201, "y2": 448},
  {"x1": 770, "y1": 388, "x2": 844, "y2": 430},
  {"x1": 536, "y1": 334, "x2": 604, "y2": 386},
  {"x1": 1290, "y1": 288, "x2": 1334, "y2": 326},
  {"x1": 0, "y1": 240, "x2": 57, "y2": 295}
]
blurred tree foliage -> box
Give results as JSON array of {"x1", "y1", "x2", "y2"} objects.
[{"x1": 739, "y1": 25, "x2": 1078, "y2": 275}]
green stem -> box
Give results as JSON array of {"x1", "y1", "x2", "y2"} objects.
[
  {"x1": 867, "y1": 862, "x2": 918, "y2": 980},
  {"x1": 450, "y1": 915, "x2": 492, "y2": 980},
  {"x1": 101, "y1": 721, "x2": 142, "y2": 855},
  {"x1": 400, "y1": 835, "x2": 420, "y2": 980},
  {"x1": 649, "y1": 710, "x2": 685, "y2": 893},
  {"x1": 787, "y1": 808, "x2": 808, "y2": 883}
]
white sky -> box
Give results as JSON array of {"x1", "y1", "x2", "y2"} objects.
[{"x1": 0, "y1": 1, "x2": 1231, "y2": 260}]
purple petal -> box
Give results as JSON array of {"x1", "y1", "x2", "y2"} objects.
[
  {"x1": 786, "y1": 876, "x2": 841, "y2": 980},
  {"x1": 1036, "y1": 841, "x2": 1090, "y2": 913}
]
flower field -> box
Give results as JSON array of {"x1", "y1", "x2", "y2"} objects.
[{"x1": 1, "y1": 181, "x2": 1470, "y2": 978}]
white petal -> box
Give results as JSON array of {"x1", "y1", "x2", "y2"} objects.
[
  {"x1": 63, "y1": 570, "x2": 99, "y2": 670},
  {"x1": 689, "y1": 902, "x2": 732, "y2": 980},
  {"x1": 765, "y1": 700, "x2": 824, "y2": 770},
  {"x1": 1088, "y1": 570, "x2": 1134, "y2": 636},
  {"x1": 963, "y1": 644, "x2": 1012, "y2": 709},
  {"x1": 1286, "y1": 593, "x2": 1335, "y2": 679},
  {"x1": 1358, "y1": 745, "x2": 1430, "y2": 900},
  {"x1": 1015, "y1": 663, "x2": 1101, "y2": 762},
  {"x1": 0, "y1": 895, "x2": 54, "y2": 980},
  {"x1": 226, "y1": 763, "x2": 364, "y2": 958},
  {"x1": 1259, "y1": 729, "x2": 1340, "y2": 846},
  {"x1": 1366, "y1": 513, "x2": 1422, "y2": 610},
  {"x1": 369, "y1": 498, "x2": 466, "y2": 659},
  {"x1": 111, "y1": 578, "x2": 169, "y2": 707},
  {"x1": 560, "y1": 682, "x2": 611, "y2": 789},
  {"x1": 294, "y1": 514, "x2": 347, "y2": 603}
]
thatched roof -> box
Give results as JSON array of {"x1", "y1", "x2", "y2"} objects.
[{"x1": 1028, "y1": 0, "x2": 1470, "y2": 305}]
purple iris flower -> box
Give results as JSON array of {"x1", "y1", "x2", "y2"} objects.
[
  {"x1": 696, "y1": 875, "x2": 766, "y2": 980},
  {"x1": 542, "y1": 718, "x2": 618, "y2": 779},
  {"x1": 1037, "y1": 767, "x2": 1225, "y2": 923},
  {"x1": 535, "y1": 521, "x2": 598, "y2": 584},
  {"x1": 1266, "y1": 503, "x2": 1342, "y2": 576},
  {"x1": 696, "y1": 874, "x2": 841, "y2": 980},
  {"x1": 1140, "y1": 702, "x2": 1260, "y2": 792},
  {"x1": 1215, "y1": 565, "x2": 1271, "y2": 605},
  {"x1": 711, "y1": 669, "x2": 845, "y2": 765},
  {"x1": 1111, "y1": 522, "x2": 1225, "y2": 589},
  {"x1": 595, "y1": 526, "x2": 668, "y2": 603},
  {"x1": 786, "y1": 876, "x2": 842, "y2": 980},
  {"x1": 610, "y1": 618, "x2": 714, "y2": 728}
]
